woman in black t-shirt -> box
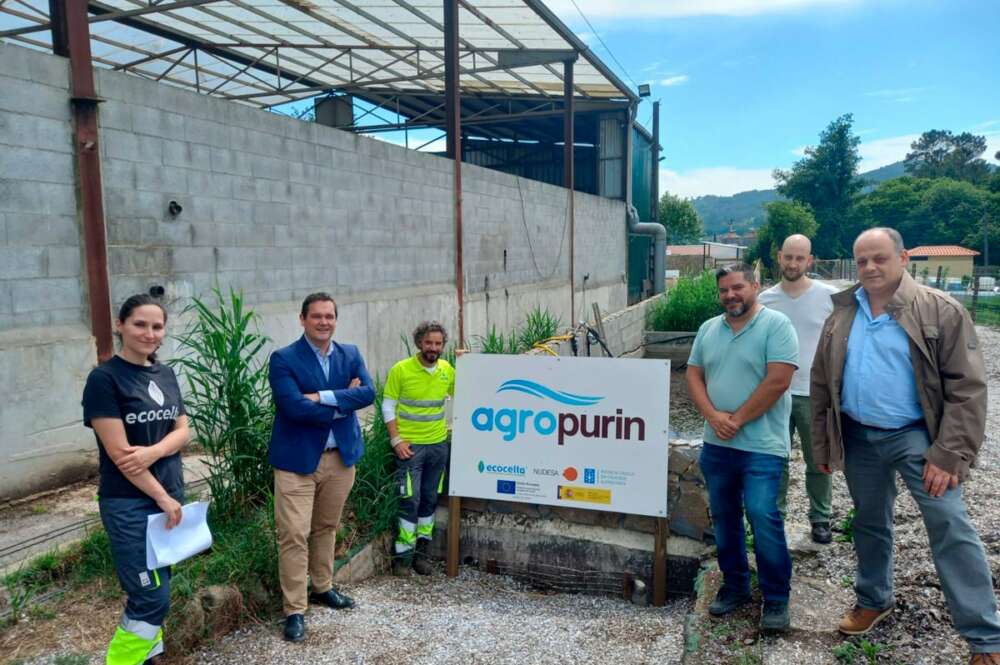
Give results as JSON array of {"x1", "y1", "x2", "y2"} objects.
[{"x1": 82, "y1": 294, "x2": 190, "y2": 665}]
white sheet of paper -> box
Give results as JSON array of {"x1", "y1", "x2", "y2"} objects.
[{"x1": 145, "y1": 501, "x2": 213, "y2": 570}]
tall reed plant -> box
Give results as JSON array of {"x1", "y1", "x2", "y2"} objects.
[
  {"x1": 347, "y1": 380, "x2": 400, "y2": 542},
  {"x1": 172, "y1": 288, "x2": 275, "y2": 516}
]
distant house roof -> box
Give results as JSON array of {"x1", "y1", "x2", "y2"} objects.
[
  {"x1": 907, "y1": 245, "x2": 981, "y2": 257},
  {"x1": 667, "y1": 245, "x2": 705, "y2": 256}
]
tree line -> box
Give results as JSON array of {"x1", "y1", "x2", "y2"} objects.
[{"x1": 657, "y1": 114, "x2": 1000, "y2": 272}]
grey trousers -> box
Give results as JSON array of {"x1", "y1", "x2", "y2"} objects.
[{"x1": 843, "y1": 418, "x2": 1000, "y2": 652}]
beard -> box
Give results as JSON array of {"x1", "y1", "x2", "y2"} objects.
[
  {"x1": 723, "y1": 293, "x2": 756, "y2": 318},
  {"x1": 420, "y1": 350, "x2": 440, "y2": 364},
  {"x1": 782, "y1": 266, "x2": 804, "y2": 281}
]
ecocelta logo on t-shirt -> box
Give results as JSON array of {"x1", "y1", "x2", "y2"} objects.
[{"x1": 124, "y1": 380, "x2": 178, "y2": 424}]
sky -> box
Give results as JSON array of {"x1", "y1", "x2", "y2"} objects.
[{"x1": 541, "y1": 0, "x2": 1000, "y2": 197}]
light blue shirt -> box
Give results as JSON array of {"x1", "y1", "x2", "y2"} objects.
[
  {"x1": 688, "y1": 307, "x2": 799, "y2": 458},
  {"x1": 305, "y1": 338, "x2": 346, "y2": 450},
  {"x1": 840, "y1": 288, "x2": 923, "y2": 428}
]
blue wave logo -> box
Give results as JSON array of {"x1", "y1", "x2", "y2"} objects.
[{"x1": 496, "y1": 379, "x2": 603, "y2": 406}]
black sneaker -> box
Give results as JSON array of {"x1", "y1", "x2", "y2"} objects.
[
  {"x1": 761, "y1": 600, "x2": 790, "y2": 632},
  {"x1": 811, "y1": 522, "x2": 833, "y2": 544},
  {"x1": 708, "y1": 585, "x2": 752, "y2": 616}
]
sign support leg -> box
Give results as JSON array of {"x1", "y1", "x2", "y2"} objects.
[
  {"x1": 447, "y1": 496, "x2": 461, "y2": 577},
  {"x1": 653, "y1": 517, "x2": 668, "y2": 606}
]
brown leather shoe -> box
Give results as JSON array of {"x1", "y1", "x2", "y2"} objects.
[
  {"x1": 970, "y1": 653, "x2": 1000, "y2": 665},
  {"x1": 837, "y1": 605, "x2": 893, "y2": 635}
]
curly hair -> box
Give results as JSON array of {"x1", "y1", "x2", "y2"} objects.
[{"x1": 413, "y1": 320, "x2": 448, "y2": 347}]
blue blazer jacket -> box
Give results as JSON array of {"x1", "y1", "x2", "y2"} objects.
[{"x1": 267, "y1": 336, "x2": 375, "y2": 473}]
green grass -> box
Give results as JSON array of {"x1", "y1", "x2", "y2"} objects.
[
  {"x1": 647, "y1": 271, "x2": 723, "y2": 332},
  {"x1": 835, "y1": 508, "x2": 856, "y2": 543},
  {"x1": 833, "y1": 639, "x2": 889, "y2": 664}
]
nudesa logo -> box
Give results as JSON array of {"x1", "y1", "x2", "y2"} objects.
[{"x1": 470, "y1": 379, "x2": 646, "y2": 445}]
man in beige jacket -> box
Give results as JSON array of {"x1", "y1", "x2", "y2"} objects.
[{"x1": 811, "y1": 227, "x2": 999, "y2": 665}]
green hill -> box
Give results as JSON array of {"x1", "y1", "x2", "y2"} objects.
[{"x1": 691, "y1": 161, "x2": 907, "y2": 234}]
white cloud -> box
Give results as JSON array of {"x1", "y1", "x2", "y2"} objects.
[
  {"x1": 659, "y1": 167, "x2": 775, "y2": 198},
  {"x1": 858, "y1": 130, "x2": 1000, "y2": 171},
  {"x1": 547, "y1": 0, "x2": 858, "y2": 18},
  {"x1": 983, "y1": 132, "x2": 1000, "y2": 164},
  {"x1": 857, "y1": 133, "x2": 921, "y2": 171},
  {"x1": 659, "y1": 75, "x2": 689, "y2": 86}
]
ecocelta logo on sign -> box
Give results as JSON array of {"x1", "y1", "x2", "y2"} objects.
[
  {"x1": 477, "y1": 460, "x2": 526, "y2": 476},
  {"x1": 470, "y1": 379, "x2": 646, "y2": 446}
]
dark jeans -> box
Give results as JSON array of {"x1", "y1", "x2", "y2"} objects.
[{"x1": 700, "y1": 443, "x2": 791, "y2": 602}]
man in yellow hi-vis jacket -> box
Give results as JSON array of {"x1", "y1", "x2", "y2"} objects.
[{"x1": 383, "y1": 321, "x2": 455, "y2": 575}]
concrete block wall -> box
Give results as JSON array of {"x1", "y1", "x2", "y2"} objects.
[
  {"x1": 0, "y1": 44, "x2": 99, "y2": 500},
  {"x1": 0, "y1": 43, "x2": 84, "y2": 330},
  {"x1": 0, "y1": 43, "x2": 629, "y2": 499}
]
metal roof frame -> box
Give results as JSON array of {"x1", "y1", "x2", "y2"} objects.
[{"x1": 1, "y1": 1, "x2": 639, "y2": 114}]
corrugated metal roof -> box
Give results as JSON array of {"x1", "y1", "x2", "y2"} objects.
[
  {"x1": 907, "y1": 245, "x2": 980, "y2": 257},
  {"x1": 0, "y1": 0, "x2": 637, "y2": 108}
]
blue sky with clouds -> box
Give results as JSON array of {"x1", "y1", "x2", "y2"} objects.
[{"x1": 545, "y1": 0, "x2": 1000, "y2": 197}]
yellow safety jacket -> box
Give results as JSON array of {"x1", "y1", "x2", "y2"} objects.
[{"x1": 385, "y1": 355, "x2": 455, "y2": 444}]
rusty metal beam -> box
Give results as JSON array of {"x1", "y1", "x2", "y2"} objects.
[
  {"x1": 445, "y1": 0, "x2": 464, "y2": 352},
  {"x1": 56, "y1": 0, "x2": 113, "y2": 362}
]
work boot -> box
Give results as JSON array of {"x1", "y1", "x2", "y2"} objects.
[
  {"x1": 708, "y1": 584, "x2": 752, "y2": 616},
  {"x1": 760, "y1": 600, "x2": 790, "y2": 632},
  {"x1": 970, "y1": 653, "x2": 1000, "y2": 664},
  {"x1": 837, "y1": 605, "x2": 894, "y2": 635},
  {"x1": 392, "y1": 554, "x2": 413, "y2": 577},
  {"x1": 811, "y1": 522, "x2": 833, "y2": 544},
  {"x1": 413, "y1": 539, "x2": 433, "y2": 576}
]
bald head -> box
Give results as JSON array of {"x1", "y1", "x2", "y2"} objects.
[
  {"x1": 854, "y1": 227, "x2": 904, "y2": 254},
  {"x1": 853, "y1": 227, "x2": 908, "y2": 298},
  {"x1": 781, "y1": 234, "x2": 812, "y2": 255},
  {"x1": 776, "y1": 234, "x2": 814, "y2": 283}
]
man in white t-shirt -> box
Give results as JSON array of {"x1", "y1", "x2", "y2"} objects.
[{"x1": 759, "y1": 234, "x2": 840, "y2": 544}]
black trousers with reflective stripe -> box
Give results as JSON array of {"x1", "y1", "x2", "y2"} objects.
[
  {"x1": 395, "y1": 440, "x2": 449, "y2": 552},
  {"x1": 100, "y1": 495, "x2": 175, "y2": 626}
]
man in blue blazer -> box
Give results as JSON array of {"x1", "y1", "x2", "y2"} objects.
[{"x1": 268, "y1": 292, "x2": 375, "y2": 642}]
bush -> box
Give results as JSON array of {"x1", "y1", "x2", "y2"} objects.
[
  {"x1": 517, "y1": 306, "x2": 560, "y2": 351},
  {"x1": 647, "y1": 271, "x2": 722, "y2": 332},
  {"x1": 346, "y1": 380, "x2": 400, "y2": 545},
  {"x1": 172, "y1": 289, "x2": 275, "y2": 517}
]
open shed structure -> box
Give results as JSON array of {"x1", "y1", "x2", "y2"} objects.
[{"x1": 1, "y1": 0, "x2": 662, "y2": 354}]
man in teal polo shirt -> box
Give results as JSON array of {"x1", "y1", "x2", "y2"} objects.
[{"x1": 687, "y1": 262, "x2": 799, "y2": 632}]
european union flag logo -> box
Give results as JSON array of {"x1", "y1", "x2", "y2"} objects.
[
  {"x1": 497, "y1": 480, "x2": 516, "y2": 495},
  {"x1": 584, "y1": 468, "x2": 596, "y2": 485}
]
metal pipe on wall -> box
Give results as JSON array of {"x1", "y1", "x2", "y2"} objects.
[
  {"x1": 51, "y1": 0, "x2": 114, "y2": 362},
  {"x1": 444, "y1": 0, "x2": 464, "y2": 345},
  {"x1": 564, "y1": 59, "x2": 575, "y2": 322},
  {"x1": 651, "y1": 100, "x2": 660, "y2": 224},
  {"x1": 626, "y1": 104, "x2": 665, "y2": 295}
]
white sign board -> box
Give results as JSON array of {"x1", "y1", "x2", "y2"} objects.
[{"x1": 449, "y1": 354, "x2": 670, "y2": 517}]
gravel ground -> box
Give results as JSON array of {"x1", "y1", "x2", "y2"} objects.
[
  {"x1": 787, "y1": 325, "x2": 1000, "y2": 664},
  {"x1": 187, "y1": 568, "x2": 691, "y2": 665}
]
